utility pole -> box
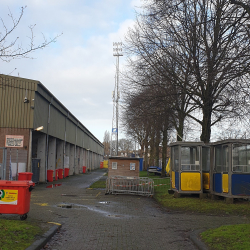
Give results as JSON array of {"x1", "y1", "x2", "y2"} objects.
[{"x1": 111, "y1": 42, "x2": 123, "y2": 156}]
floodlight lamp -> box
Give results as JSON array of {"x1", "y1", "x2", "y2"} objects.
[{"x1": 35, "y1": 126, "x2": 44, "y2": 131}]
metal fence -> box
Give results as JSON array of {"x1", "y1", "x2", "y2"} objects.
[
  {"x1": 0, "y1": 147, "x2": 7, "y2": 180},
  {"x1": 0, "y1": 148, "x2": 27, "y2": 180},
  {"x1": 106, "y1": 176, "x2": 154, "y2": 196}
]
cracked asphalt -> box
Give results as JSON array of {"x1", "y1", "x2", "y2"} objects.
[{"x1": 3, "y1": 169, "x2": 249, "y2": 250}]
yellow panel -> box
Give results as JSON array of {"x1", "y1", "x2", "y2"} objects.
[
  {"x1": 171, "y1": 171, "x2": 175, "y2": 188},
  {"x1": 181, "y1": 172, "x2": 201, "y2": 191},
  {"x1": 203, "y1": 173, "x2": 210, "y2": 190},
  {"x1": 103, "y1": 160, "x2": 108, "y2": 168},
  {"x1": 222, "y1": 174, "x2": 228, "y2": 193}
]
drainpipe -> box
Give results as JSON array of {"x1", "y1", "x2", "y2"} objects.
[
  {"x1": 45, "y1": 101, "x2": 52, "y2": 182},
  {"x1": 28, "y1": 129, "x2": 32, "y2": 172},
  {"x1": 64, "y1": 112, "x2": 69, "y2": 171}
]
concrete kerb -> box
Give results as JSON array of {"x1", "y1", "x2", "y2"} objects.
[
  {"x1": 189, "y1": 229, "x2": 209, "y2": 250},
  {"x1": 25, "y1": 224, "x2": 62, "y2": 250}
]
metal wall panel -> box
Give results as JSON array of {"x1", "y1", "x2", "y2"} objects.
[
  {"x1": 76, "y1": 127, "x2": 83, "y2": 147},
  {"x1": 0, "y1": 75, "x2": 36, "y2": 128},
  {"x1": 65, "y1": 118, "x2": 76, "y2": 145},
  {"x1": 33, "y1": 93, "x2": 49, "y2": 132},
  {"x1": 48, "y1": 105, "x2": 65, "y2": 141}
]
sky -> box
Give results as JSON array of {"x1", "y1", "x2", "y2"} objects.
[{"x1": 0, "y1": 0, "x2": 141, "y2": 143}]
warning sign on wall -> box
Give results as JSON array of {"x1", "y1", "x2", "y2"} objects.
[{"x1": 5, "y1": 135, "x2": 24, "y2": 148}]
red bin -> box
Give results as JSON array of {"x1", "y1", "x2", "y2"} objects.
[
  {"x1": 58, "y1": 169, "x2": 63, "y2": 179},
  {"x1": 55, "y1": 169, "x2": 59, "y2": 181},
  {"x1": 47, "y1": 170, "x2": 54, "y2": 182},
  {"x1": 82, "y1": 166, "x2": 86, "y2": 173},
  {"x1": 18, "y1": 172, "x2": 33, "y2": 181},
  {"x1": 100, "y1": 162, "x2": 103, "y2": 169},
  {"x1": 0, "y1": 180, "x2": 34, "y2": 220},
  {"x1": 64, "y1": 168, "x2": 69, "y2": 177}
]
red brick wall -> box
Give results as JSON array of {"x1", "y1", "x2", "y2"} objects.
[
  {"x1": 108, "y1": 158, "x2": 139, "y2": 177},
  {"x1": 0, "y1": 128, "x2": 30, "y2": 164}
]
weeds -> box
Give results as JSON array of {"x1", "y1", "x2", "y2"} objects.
[{"x1": 0, "y1": 219, "x2": 41, "y2": 250}]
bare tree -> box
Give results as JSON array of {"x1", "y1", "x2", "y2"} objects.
[
  {"x1": 118, "y1": 138, "x2": 134, "y2": 156},
  {"x1": 103, "y1": 130, "x2": 110, "y2": 159},
  {"x1": 230, "y1": 0, "x2": 250, "y2": 15},
  {"x1": 0, "y1": 6, "x2": 62, "y2": 63},
  {"x1": 123, "y1": 5, "x2": 197, "y2": 142},
  {"x1": 129, "y1": 0, "x2": 250, "y2": 143}
]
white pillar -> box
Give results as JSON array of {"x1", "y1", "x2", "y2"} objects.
[
  {"x1": 69, "y1": 144, "x2": 74, "y2": 175},
  {"x1": 37, "y1": 133, "x2": 46, "y2": 182},
  {"x1": 56, "y1": 139, "x2": 64, "y2": 169},
  {"x1": 48, "y1": 137, "x2": 56, "y2": 171},
  {"x1": 64, "y1": 143, "x2": 70, "y2": 169}
]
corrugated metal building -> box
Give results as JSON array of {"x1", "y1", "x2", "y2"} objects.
[{"x1": 0, "y1": 74, "x2": 104, "y2": 182}]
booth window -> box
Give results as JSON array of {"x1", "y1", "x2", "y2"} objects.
[
  {"x1": 172, "y1": 146, "x2": 179, "y2": 171},
  {"x1": 202, "y1": 147, "x2": 210, "y2": 171},
  {"x1": 112, "y1": 162, "x2": 117, "y2": 170},
  {"x1": 232, "y1": 144, "x2": 250, "y2": 173},
  {"x1": 181, "y1": 146, "x2": 200, "y2": 171},
  {"x1": 215, "y1": 145, "x2": 228, "y2": 172}
]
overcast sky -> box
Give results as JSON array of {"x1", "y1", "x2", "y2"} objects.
[{"x1": 0, "y1": 0, "x2": 140, "y2": 143}]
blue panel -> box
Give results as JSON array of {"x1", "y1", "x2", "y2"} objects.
[
  {"x1": 175, "y1": 172, "x2": 179, "y2": 191},
  {"x1": 139, "y1": 158, "x2": 143, "y2": 171},
  {"x1": 213, "y1": 173, "x2": 222, "y2": 193},
  {"x1": 232, "y1": 174, "x2": 250, "y2": 196}
]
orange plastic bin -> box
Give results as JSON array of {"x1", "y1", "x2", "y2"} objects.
[
  {"x1": 55, "y1": 169, "x2": 59, "y2": 181},
  {"x1": 47, "y1": 170, "x2": 54, "y2": 182},
  {"x1": 18, "y1": 172, "x2": 33, "y2": 181},
  {"x1": 100, "y1": 162, "x2": 103, "y2": 169},
  {"x1": 64, "y1": 168, "x2": 69, "y2": 177},
  {"x1": 0, "y1": 180, "x2": 34, "y2": 220},
  {"x1": 58, "y1": 169, "x2": 63, "y2": 179},
  {"x1": 82, "y1": 166, "x2": 86, "y2": 173}
]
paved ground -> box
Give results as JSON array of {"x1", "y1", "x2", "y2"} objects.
[{"x1": 2, "y1": 169, "x2": 249, "y2": 250}]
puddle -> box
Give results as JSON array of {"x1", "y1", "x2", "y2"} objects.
[
  {"x1": 55, "y1": 202, "x2": 129, "y2": 219},
  {"x1": 46, "y1": 184, "x2": 62, "y2": 188},
  {"x1": 57, "y1": 203, "x2": 72, "y2": 208}
]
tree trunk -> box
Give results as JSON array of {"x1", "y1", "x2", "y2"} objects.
[
  {"x1": 161, "y1": 128, "x2": 168, "y2": 177},
  {"x1": 200, "y1": 105, "x2": 212, "y2": 143},
  {"x1": 149, "y1": 132, "x2": 155, "y2": 166},
  {"x1": 144, "y1": 141, "x2": 149, "y2": 170},
  {"x1": 155, "y1": 130, "x2": 160, "y2": 167}
]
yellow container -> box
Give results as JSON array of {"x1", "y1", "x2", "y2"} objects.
[
  {"x1": 171, "y1": 171, "x2": 175, "y2": 188},
  {"x1": 202, "y1": 173, "x2": 210, "y2": 190},
  {"x1": 181, "y1": 172, "x2": 201, "y2": 191},
  {"x1": 103, "y1": 160, "x2": 108, "y2": 169},
  {"x1": 222, "y1": 174, "x2": 228, "y2": 193}
]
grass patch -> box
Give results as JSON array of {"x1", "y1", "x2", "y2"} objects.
[
  {"x1": 201, "y1": 224, "x2": 250, "y2": 250},
  {"x1": 89, "y1": 180, "x2": 106, "y2": 189},
  {"x1": 154, "y1": 192, "x2": 250, "y2": 215},
  {"x1": 0, "y1": 219, "x2": 41, "y2": 250}
]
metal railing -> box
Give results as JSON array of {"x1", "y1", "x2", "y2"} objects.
[
  {"x1": 0, "y1": 147, "x2": 7, "y2": 180},
  {"x1": 106, "y1": 176, "x2": 154, "y2": 196}
]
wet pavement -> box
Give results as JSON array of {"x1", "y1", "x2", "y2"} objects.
[{"x1": 2, "y1": 169, "x2": 249, "y2": 250}]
